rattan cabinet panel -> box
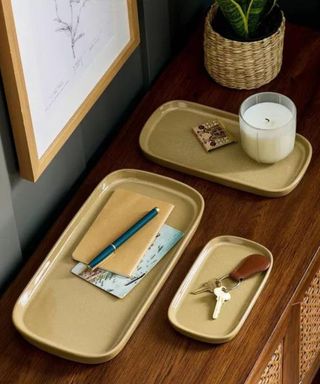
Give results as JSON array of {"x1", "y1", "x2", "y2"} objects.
[
  {"x1": 257, "y1": 342, "x2": 283, "y2": 384},
  {"x1": 299, "y1": 269, "x2": 320, "y2": 383}
]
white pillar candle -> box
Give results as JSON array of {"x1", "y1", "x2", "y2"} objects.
[
  {"x1": 243, "y1": 103, "x2": 293, "y2": 129},
  {"x1": 239, "y1": 94, "x2": 296, "y2": 164}
]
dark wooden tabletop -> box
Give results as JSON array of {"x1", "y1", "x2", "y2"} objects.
[{"x1": 1, "y1": 17, "x2": 320, "y2": 384}]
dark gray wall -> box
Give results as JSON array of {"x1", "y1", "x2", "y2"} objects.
[
  {"x1": 279, "y1": 0, "x2": 320, "y2": 29},
  {"x1": 0, "y1": 0, "x2": 210, "y2": 291}
]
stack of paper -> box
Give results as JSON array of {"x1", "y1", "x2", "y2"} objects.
[
  {"x1": 72, "y1": 224, "x2": 183, "y2": 298},
  {"x1": 71, "y1": 188, "x2": 184, "y2": 298},
  {"x1": 72, "y1": 188, "x2": 174, "y2": 276}
]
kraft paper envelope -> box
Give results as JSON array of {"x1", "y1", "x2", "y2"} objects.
[{"x1": 72, "y1": 189, "x2": 174, "y2": 276}]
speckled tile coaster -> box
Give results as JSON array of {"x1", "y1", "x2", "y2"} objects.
[{"x1": 193, "y1": 120, "x2": 236, "y2": 152}]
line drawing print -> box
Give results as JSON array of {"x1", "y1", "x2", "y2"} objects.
[{"x1": 53, "y1": 0, "x2": 90, "y2": 59}]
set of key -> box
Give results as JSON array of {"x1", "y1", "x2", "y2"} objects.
[
  {"x1": 212, "y1": 286, "x2": 231, "y2": 319},
  {"x1": 191, "y1": 253, "x2": 271, "y2": 320}
]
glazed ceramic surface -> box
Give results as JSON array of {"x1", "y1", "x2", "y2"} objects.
[
  {"x1": 168, "y1": 236, "x2": 273, "y2": 343},
  {"x1": 139, "y1": 100, "x2": 312, "y2": 197},
  {"x1": 12, "y1": 169, "x2": 204, "y2": 363}
]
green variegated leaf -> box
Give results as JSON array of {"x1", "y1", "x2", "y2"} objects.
[
  {"x1": 246, "y1": 0, "x2": 268, "y2": 36},
  {"x1": 216, "y1": 0, "x2": 248, "y2": 38},
  {"x1": 265, "y1": 0, "x2": 277, "y2": 15},
  {"x1": 235, "y1": 0, "x2": 250, "y2": 13}
]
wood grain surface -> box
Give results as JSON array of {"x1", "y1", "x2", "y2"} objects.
[{"x1": 0, "y1": 17, "x2": 320, "y2": 384}]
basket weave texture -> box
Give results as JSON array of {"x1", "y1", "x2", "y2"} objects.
[
  {"x1": 299, "y1": 269, "x2": 320, "y2": 382},
  {"x1": 258, "y1": 342, "x2": 283, "y2": 384},
  {"x1": 204, "y1": 5, "x2": 285, "y2": 90}
]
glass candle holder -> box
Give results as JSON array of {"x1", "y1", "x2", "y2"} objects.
[{"x1": 239, "y1": 92, "x2": 297, "y2": 164}]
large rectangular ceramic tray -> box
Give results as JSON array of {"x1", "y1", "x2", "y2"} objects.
[
  {"x1": 12, "y1": 169, "x2": 204, "y2": 363},
  {"x1": 139, "y1": 100, "x2": 312, "y2": 197},
  {"x1": 168, "y1": 236, "x2": 273, "y2": 343}
]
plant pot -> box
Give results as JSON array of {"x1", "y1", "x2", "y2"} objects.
[{"x1": 204, "y1": 5, "x2": 286, "y2": 90}]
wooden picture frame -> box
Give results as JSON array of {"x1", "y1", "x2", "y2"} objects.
[{"x1": 0, "y1": 0, "x2": 140, "y2": 181}]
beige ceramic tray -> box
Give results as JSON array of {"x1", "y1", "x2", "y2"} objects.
[
  {"x1": 168, "y1": 236, "x2": 273, "y2": 343},
  {"x1": 139, "y1": 100, "x2": 312, "y2": 197},
  {"x1": 12, "y1": 169, "x2": 204, "y2": 363}
]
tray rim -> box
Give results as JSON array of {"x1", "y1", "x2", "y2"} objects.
[
  {"x1": 167, "y1": 235, "x2": 273, "y2": 343},
  {"x1": 12, "y1": 169, "x2": 205, "y2": 363},
  {"x1": 139, "y1": 100, "x2": 313, "y2": 197}
]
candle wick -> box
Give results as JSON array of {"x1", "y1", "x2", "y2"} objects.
[{"x1": 265, "y1": 118, "x2": 270, "y2": 123}]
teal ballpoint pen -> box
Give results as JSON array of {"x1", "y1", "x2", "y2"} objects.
[{"x1": 88, "y1": 207, "x2": 159, "y2": 269}]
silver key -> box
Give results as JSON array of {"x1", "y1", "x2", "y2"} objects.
[
  {"x1": 191, "y1": 280, "x2": 216, "y2": 295},
  {"x1": 212, "y1": 286, "x2": 231, "y2": 319}
]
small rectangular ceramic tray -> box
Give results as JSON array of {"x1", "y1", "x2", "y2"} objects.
[
  {"x1": 139, "y1": 100, "x2": 312, "y2": 197},
  {"x1": 168, "y1": 236, "x2": 273, "y2": 343},
  {"x1": 12, "y1": 169, "x2": 204, "y2": 363}
]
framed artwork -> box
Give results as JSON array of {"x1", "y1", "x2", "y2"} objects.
[{"x1": 0, "y1": 0, "x2": 140, "y2": 181}]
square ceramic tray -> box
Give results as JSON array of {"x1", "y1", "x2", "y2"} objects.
[
  {"x1": 139, "y1": 100, "x2": 312, "y2": 197},
  {"x1": 12, "y1": 169, "x2": 204, "y2": 363},
  {"x1": 168, "y1": 236, "x2": 273, "y2": 343}
]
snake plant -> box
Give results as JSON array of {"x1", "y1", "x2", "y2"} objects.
[{"x1": 216, "y1": 0, "x2": 277, "y2": 39}]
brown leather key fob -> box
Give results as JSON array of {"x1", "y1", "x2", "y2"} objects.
[{"x1": 229, "y1": 254, "x2": 271, "y2": 282}]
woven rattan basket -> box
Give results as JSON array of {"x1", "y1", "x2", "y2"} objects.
[{"x1": 204, "y1": 5, "x2": 285, "y2": 90}]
